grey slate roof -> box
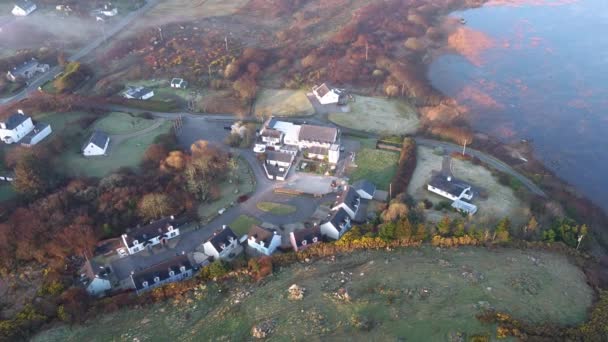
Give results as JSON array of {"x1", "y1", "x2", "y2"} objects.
[
  {"x1": 266, "y1": 151, "x2": 294, "y2": 164},
  {"x1": 124, "y1": 86, "x2": 153, "y2": 99},
  {"x1": 84, "y1": 130, "x2": 109, "y2": 150},
  {"x1": 298, "y1": 124, "x2": 337, "y2": 144},
  {"x1": 207, "y1": 227, "x2": 238, "y2": 252},
  {"x1": 292, "y1": 226, "x2": 321, "y2": 248},
  {"x1": 334, "y1": 186, "x2": 360, "y2": 212},
  {"x1": 14, "y1": 0, "x2": 36, "y2": 11},
  {"x1": 132, "y1": 255, "x2": 193, "y2": 291},
  {"x1": 248, "y1": 225, "x2": 276, "y2": 246},
  {"x1": 20, "y1": 122, "x2": 49, "y2": 145},
  {"x1": 428, "y1": 173, "x2": 471, "y2": 198},
  {"x1": 352, "y1": 179, "x2": 376, "y2": 196},
  {"x1": 3, "y1": 112, "x2": 29, "y2": 130},
  {"x1": 325, "y1": 208, "x2": 351, "y2": 233}
]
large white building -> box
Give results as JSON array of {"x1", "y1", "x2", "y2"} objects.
[
  {"x1": 312, "y1": 83, "x2": 346, "y2": 105},
  {"x1": 0, "y1": 110, "x2": 52, "y2": 146}
]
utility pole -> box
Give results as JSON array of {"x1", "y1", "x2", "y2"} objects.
[
  {"x1": 389, "y1": 183, "x2": 392, "y2": 199},
  {"x1": 224, "y1": 36, "x2": 228, "y2": 52},
  {"x1": 208, "y1": 64, "x2": 212, "y2": 78},
  {"x1": 365, "y1": 42, "x2": 369, "y2": 61},
  {"x1": 158, "y1": 27, "x2": 163, "y2": 42},
  {"x1": 576, "y1": 234, "x2": 585, "y2": 250},
  {"x1": 462, "y1": 139, "x2": 468, "y2": 156}
]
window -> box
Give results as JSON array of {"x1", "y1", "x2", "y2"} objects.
[
  {"x1": 180, "y1": 266, "x2": 187, "y2": 273},
  {"x1": 142, "y1": 281, "x2": 148, "y2": 287},
  {"x1": 133, "y1": 240, "x2": 139, "y2": 245},
  {"x1": 153, "y1": 276, "x2": 160, "y2": 283},
  {"x1": 302, "y1": 240, "x2": 307, "y2": 246},
  {"x1": 312, "y1": 237, "x2": 318, "y2": 243},
  {"x1": 169, "y1": 271, "x2": 175, "y2": 277}
]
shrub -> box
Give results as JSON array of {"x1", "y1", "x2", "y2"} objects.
[{"x1": 390, "y1": 137, "x2": 417, "y2": 196}]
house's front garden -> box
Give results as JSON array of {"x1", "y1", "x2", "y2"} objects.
[
  {"x1": 230, "y1": 215, "x2": 262, "y2": 236},
  {"x1": 297, "y1": 159, "x2": 333, "y2": 176},
  {"x1": 256, "y1": 202, "x2": 297, "y2": 215}
]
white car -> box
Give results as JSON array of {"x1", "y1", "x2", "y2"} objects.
[
  {"x1": 253, "y1": 144, "x2": 266, "y2": 153},
  {"x1": 218, "y1": 208, "x2": 226, "y2": 215}
]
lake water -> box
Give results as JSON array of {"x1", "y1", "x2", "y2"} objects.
[{"x1": 429, "y1": 0, "x2": 608, "y2": 212}]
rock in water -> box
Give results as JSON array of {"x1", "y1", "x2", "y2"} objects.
[{"x1": 288, "y1": 284, "x2": 305, "y2": 300}]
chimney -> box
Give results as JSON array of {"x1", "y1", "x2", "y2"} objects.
[{"x1": 17, "y1": 109, "x2": 24, "y2": 115}]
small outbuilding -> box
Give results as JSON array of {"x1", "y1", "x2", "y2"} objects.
[
  {"x1": 312, "y1": 83, "x2": 346, "y2": 105},
  {"x1": 170, "y1": 78, "x2": 187, "y2": 89},
  {"x1": 352, "y1": 179, "x2": 376, "y2": 200},
  {"x1": 83, "y1": 131, "x2": 110, "y2": 156},
  {"x1": 122, "y1": 86, "x2": 154, "y2": 100}
]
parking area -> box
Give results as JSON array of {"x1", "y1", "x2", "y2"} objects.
[
  {"x1": 175, "y1": 116, "x2": 232, "y2": 149},
  {"x1": 277, "y1": 173, "x2": 342, "y2": 196}
]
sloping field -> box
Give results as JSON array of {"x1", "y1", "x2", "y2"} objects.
[
  {"x1": 133, "y1": 0, "x2": 249, "y2": 29},
  {"x1": 329, "y1": 96, "x2": 420, "y2": 135},
  {"x1": 254, "y1": 89, "x2": 315, "y2": 117},
  {"x1": 93, "y1": 112, "x2": 156, "y2": 135},
  {"x1": 34, "y1": 247, "x2": 593, "y2": 341}
]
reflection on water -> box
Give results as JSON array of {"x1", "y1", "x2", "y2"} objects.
[{"x1": 429, "y1": 0, "x2": 608, "y2": 212}]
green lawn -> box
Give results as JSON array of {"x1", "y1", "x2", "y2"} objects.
[
  {"x1": 254, "y1": 89, "x2": 315, "y2": 117},
  {"x1": 0, "y1": 184, "x2": 16, "y2": 202},
  {"x1": 198, "y1": 158, "x2": 256, "y2": 219},
  {"x1": 35, "y1": 111, "x2": 98, "y2": 133},
  {"x1": 230, "y1": 215, "x2": 261, "y2": 236},
  {"x1": 349, "y1": 138, "x2": 399, "y2": 191},
  {"x1": 58, "y1": 121, "x2": 172, "y2": 178},
  {"x1": 93, "y1": 112, "x2": 155, "y2": 135},
  {"x1": 256, "y1": 202, "x2": 297, "y2": 215}
]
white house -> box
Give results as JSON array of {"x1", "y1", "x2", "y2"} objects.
[
  {"x1": 170, "y1": 78, "x2": 187, "y2": 89},
  {"x1": 83, "y1": 131, "x2": 110, "y2": 156},
  {"x1": 118, "y1": 216, "x2": 180, "y2": 256},
  {"x1": 320, "y1": 208, "x2": 352, "y2": 240},
  {"x1": 264, "y1": 150, "x2": 295, "y2": 181},
  {"x1": 12, "y1": 0, "x2": 37, "y2": 16},
  {"x1": 312, "y1": 83, "x2": 345, "y2": 105},
  {"x1": 130, "y1": 255, "x2": 194, "y2": 295},
  {"x1": 289, "y1": 226, "x2": 322, "y2": 252},
  {"x1": 331, "y1": 186, "x2": 361, "y2": 220},
  {"x1": 0, "y1": 110, "x2": 34, "y2": 144},
  {"x1": 122, "y1": 86, "x2": 154, "y2": 100},
  {"x1": 80, "y1": 259, "x2": 112, "y2": 297},
  {"x1": 427, "y1": 173, "x2": 477, "y2": 215},
  {"x1": 352, "y1": 179, "x2": 376, "y2": 200},
  {"x1": 203, "y1": 226, "x2": 240, "y2": 261},
  {"x1": 247, "y1": 225, "x2": 282, "y2": 256},
  {"x1": 6, "y1": 59, "x2": 49, "y2": 82}
]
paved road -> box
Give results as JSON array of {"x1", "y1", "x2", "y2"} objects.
[
  {"x1": 0, "y1": 0, "x2": 161, "y2": 105},
  {"x1": 415, "y1": 137, "x2": 547, "y2": 197}
]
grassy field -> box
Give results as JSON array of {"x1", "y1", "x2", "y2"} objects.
[
  {"x1": 254, "y1": 89, "x2": 315, "y2": 118},
  {"x1": 198, "y1": 158, "x2": 256, "y2": 219},
  {"x1": 256, "y1": 202, "x2": 297, "y2": 215},
  {"x1": 92, "y1": 112, "x2": 156, "y2": 134},
  {"x1": 407, "y1": 146, "x2": 529, "y2": 226},
  {"x1": 59, "y1": 121, "x2": 172, "y2": 178},
  {"x1": 0, "y1": 184, "x2": 16, "y2": 202},
  {"x1": 132, "y1": 0, "x2": 249, "y2": 29},
  {"x1": 35, "y1": 111, "x2": 98, "y2": 132},
  {"x1": 34, "y1": 247, "x2": 594, "y2": 341},
  {"x1": 230, "y1": 215, "x2": 261, "y2": 236},
  {"x1": 348, "y1": 138, "x2": 399, "y2": 191},
  {"x1": 329, "y1": 96, "x2": 420, "y2": 135}
]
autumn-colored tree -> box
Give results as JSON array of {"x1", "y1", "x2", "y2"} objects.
[
  {"x1": 224, "y1": 61, "x2": 240, "y2": 79},
  {"x1": 494, "y1": 218, "x2": 511, "y2": 243},
  {"x1": 13, "y1": 154, "x2": 51, "y2": 196},
  {"x1": 59, "y1": 287, "x2": 90, "y2": 323},
  {"x1": 381, "y1": 202, "x2": 409, "y2": 222},
  {"x1": 142, "y1": 144, "x2": 168, "y2": 166},
  {"x1": 138, "y1": 193, "x2": 174, "y2": 220},
  {"x1": 385, "y1": 84, "x2": 399, "y2": 97},
  {"x1": 436, "y1": 216, "x2": 451, "y2": 236},
  {"x1": 163, "y1": 151, "x2": 187, "y2": 171},
  {"x1": 233, "y1": 75, "x2": 257, "y2": 101}
]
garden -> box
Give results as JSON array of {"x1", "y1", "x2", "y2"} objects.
[{"x1": 347, "y1": 138, "x2": 399, "y2": 191}]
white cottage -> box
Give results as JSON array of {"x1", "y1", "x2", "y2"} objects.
[
  {"x1": 118, "y1": 216, "x2": 180, "y2": 256},
  {"x1": 80, "y1": 259, "x2": 112, "y2": 297},
  {"x1": 83, "y1": 131, "x2": 110, "y2": 156},
  {"x1": 247, "y1": 225, "x2": 281, "y2": 256},
  {"x1": 12, "y1": 0, "x2": 37, "y2": 16},
  {"x1": 320, "y1": 208, "x2": 352, "y2": 241},
  {"x1": 312, "y1": 83, "x2": 345, "y2": 105},
  {"x1": 203, "y1": 226, "x2": 240, "y2": 261},
  {"x1": 122, "y1": 86, "x2": 154, "y2": 100}
]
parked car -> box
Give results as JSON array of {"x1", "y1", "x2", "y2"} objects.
[
  {"x1": 218, "y1": 208, "x2": 226, "y2": 215},
  {"x1": 253, "y1": 144, "x2": 266, "y2": 153}
]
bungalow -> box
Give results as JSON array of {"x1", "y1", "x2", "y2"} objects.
[
  {"x1": 352, "y1": 179, "x2": 376, "y2": 200},
  {"x1": 247, "y1": 225, "x2": 281, "y2": 256},
  {"x1": 289, "y1": 226, "x2": 322, "y2": 252},
  {"x1": 130, "y1": 255, "x2": 194, "y2": 295},
  {"x1": 203, "y1": 226, "x2": 240, "y2": 261},
  {"x1": 427, "y1": 173, "x2": 477, "y2": 215},
  {"x1": 82, "y1": 131, "x2": 110, "y2": 156},
  {"x1": 12, "y1": 0, "x2": 36, "y2": 16},
  {"x1": 320, "y1": 208, "x2": 352, "y2": 240},
  {"x1": 80, "y1": 259, "x2": 112, "y2": 297},
  {"x1": 0, "y1": 110, "x2": 51, "y2": 145},
  {"x1": 118, "y1": 216, "x2": 180, "y2": 256},
  {"x1": 20, "y1": 122, "x2": 52, "y2": 147},
  {"x1": 331, "y1": 186, "x2": 361, "y2": 220},
  {"x1": 122, "y1": 86, "x2": 154, "y2": 100},
  {"x1": 311, "y1": 83, "x2": 346, "y2": 105},
  {"x1": 170, "y1": 78, "x2": 187, "y2": 89},
  {"x1": 6, "y1": 59, "x2": 49, "y2": 82}
]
